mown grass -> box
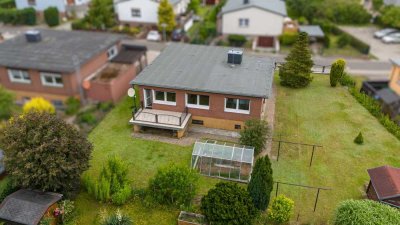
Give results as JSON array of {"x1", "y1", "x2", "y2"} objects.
[
  {"x1": 73, "y1": 97, "x2": 219, "y2": 224},
  {"x1": 270, "y1": 75, "x2": 400, "y2": 224}
]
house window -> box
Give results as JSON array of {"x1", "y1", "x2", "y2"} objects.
[
  {"x1": 107, "y1": 45, "x2": 118, "y2": 59},
  {"x1": 40, "y1": 72, "x2": 63, "y2": 87},
  {"x1": 186, "y1": 94, "x2": 209, "y2": 109},
  {"x1": 51, "y1": 100, "x2": 64, "y2": 108},
  {"x1": 8, "y1": 69, "x2": 31, "y2": 83},
  {"x1": 239, "y1": 18, "x2": 249, "y2": 27},
  {"x1": 224, "y1": 98, "x2": 250, "y2": 114},
  {"x1": 153, "y1": 90, "x2": 176, "y2": 105},
  {"x1": 235, "y1": 124, "x2": 241, "y2": 129},
  {"x1": 131, "y1": 8, "x2": 141, "y2": 17},
  {"x1": 192, "y1": 120, "x2": 204, "y2": 125},
  {"x1": 28, "y1": 0, "x2": 36, "y2": 6}
]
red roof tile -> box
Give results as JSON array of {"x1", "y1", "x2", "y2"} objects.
[{"x1": 368, "y1": 166, "x2": 400, "y2": 200}]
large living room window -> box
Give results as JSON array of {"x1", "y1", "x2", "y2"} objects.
[
  {"x1": 186, "y1": 94, "x2": 209, "y2": 109},
  {"x1": 225, "y1": 98, "x2": 250, "y2": 114},
  {"x1": 8, "y1": 69, "x2": 31, "y2": 83},
  {"x1": 153, "y1": 90, "x2": 176, "y2": 105},
  {"x1": 40, "y1": 72, "x2": 63, "y2": 87}
]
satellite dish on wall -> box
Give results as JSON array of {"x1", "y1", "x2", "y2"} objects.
[{"x1": 127, "y1": 88, "x2": 136, "y2": 98}]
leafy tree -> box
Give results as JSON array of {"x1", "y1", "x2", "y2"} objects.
[
  {"x1": 334, "y1": 200, "x2": 400, "y2": 225},
  {"x1": 381, "y1": 6, "x2": 400, "y2": 29},
  {"x1": 23, "y1": 97, "x2": 55, "y2": 114},
  {"x1": 372, "y1": 0, "x2": 384, "y2": 11},
  {"x1": 0, "y1": 85, "x2": 15, "y2": 120},
  {"x1": 44, "y1": 7, "x2": 59, "y2": 27},
  {"x1": 0, "y1": 111, "x2": 92, "y2": 195},
  {"x1": 330, "y1": 59, "x2": 346, "y2": 87},
  {"x1": 83, "y1": 156, "x2": 131, "y2": 205},
  {"x1": 158, "y1": 0, "x2": 176, "y2": 33},
  {"x1": 247, "y1": 156, "x2": 273, "y2": 211},
  {"x1": 201, "y1": 182, "x2": 258, "y2": 225},
  {"x1": 354, "y1": 132, "x2": 364, "y2": 145},
  {"x1": 85, "y1": 0, "x2": 115, "y2": 29},
  {"x1": 149, "y1": 164, "x2": 198, "y2": 206},
  {"x1": 279, "y1": 32, "x2": 314, "y2": 88},
  {"x1": 240, "y1": 119, "x2": 269, "y2": 155},
  {"x1": 267, "y1": 195, "x2": 294, "y2": 224},
  {"x1": 188, "y1": 0, "x2": 200, "y2": 14}
]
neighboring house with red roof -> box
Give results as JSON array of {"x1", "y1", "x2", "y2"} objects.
[{"x1": 367, "y1": 165, "x2": 400, "y2": 208}]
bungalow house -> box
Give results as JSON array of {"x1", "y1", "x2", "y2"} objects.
[
  {"x1": 0, "y1": 29, "x2": 147, "y2": 108},
  {"x1": 0, "y1": 189, "x2": 63, "y2": 225},
  {"x1": 384, "y1": 0, "x2": 400, "y2": 6},
  {"x1": 130, "y1": 43, "x2": 274, "y2": 138},
  {"x1": 15, "y1": 0, "x2": 91, "y2": 18},
  {"x1": 218, "y1": 0, "x2": 287, "y2": 51},
  {"x1": 114, "y1": 0, "x2": 190, "y2": 27},
  {"x1": 366, "y1": 165, "x2": 400, "y2": 208},
  {"x1": 361, "y1": 58, "x2": 400, "y2": 124}
]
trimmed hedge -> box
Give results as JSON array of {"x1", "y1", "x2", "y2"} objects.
[
  {"x1": 0, "y1": 7, "x2": 36, "y2": 25},
  {"x1": 315, "y1": 20, "x2": 370, "y2": 54},
  {"x1": 44, "y1": 7, "x2": 59, "y2": 27},
  {"x1": 228, "y1": 34, "x2": 247, "y2": 47},
  {"x1": 334, "y1": 200, "x2": 400, "y2": 225},
  {"x1": 279, "y1": 32, "x2": 298, "y2": 46}
]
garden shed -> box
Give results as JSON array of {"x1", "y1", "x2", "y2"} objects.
[{"x1": 191, "y1": 140, "x2": 254, "y2": 183}]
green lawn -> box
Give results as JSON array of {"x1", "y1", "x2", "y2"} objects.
[
  {"x1": 73, "y1": 97, "x2": 219, "y2": 224},
  {"x1": 271, "y1": 75, "x2": 400, "y2": 224}
]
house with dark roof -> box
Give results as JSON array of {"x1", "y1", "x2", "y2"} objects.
[
  {"x1": 0, "y1": 29, "x2": 147, "y2": 107},
  {"x1": 367, "y1": 166, "x2": 400, "y2": 208},
  {"x1": 0, "y1": 189, "x2": 63, "y2": 225},
  {"x1": 361, "y1": 58, "x2": 400, "y2": 124},
  {"x1": 16, "y1": 0, "x2": 91, "y2": 19},
  {"x1": 218, "y1": 0, "x2": 287, "y2": 51},
  {"x1": 130, "y1": 43, "x2": 274, "y2": 138}
]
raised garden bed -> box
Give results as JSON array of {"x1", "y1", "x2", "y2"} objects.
[{"x1": 178, "y1": 211, "x2": 208, "y2": 225}]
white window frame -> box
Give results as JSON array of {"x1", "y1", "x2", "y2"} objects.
[
  {"x1": 107, "y1": 45, "x2": 118, "y2": 59},
  {"x1": 28, "y1": 0, "x2": 36, "y2": 6},
  {"x1": 239, "y1": 18, "x2": 249, "y2": 28},
  {"x1": 40, "y1": 72, "x2": 63, "y2": 87},
  {"x1": 224, "y1": 98, "x2": 250, "y2": 114},
  {"x1": 8, "y1": 69, "x2": 31, "y2": 84},
  {"x1": 152, "y1": 90, "x2": 176, "y2": 106},
  {"x1": 185, "y1": 94, "x2": 210, "y2": 110},
  {"x1": 131, "y1": 8, "x2": 141, "y2": 17}
]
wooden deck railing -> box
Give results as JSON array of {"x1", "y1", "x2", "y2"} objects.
[{"x1": 133, "y1": 107, "x2": 189, "y2": 126}]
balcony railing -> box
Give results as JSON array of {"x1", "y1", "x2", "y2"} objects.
[{"x1": 133, "y1": 106, "x2": 189, "y2": 127}]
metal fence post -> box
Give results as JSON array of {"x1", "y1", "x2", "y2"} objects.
[{"x1": 309, "y1": 145, "x2": 316, "y2": 167}]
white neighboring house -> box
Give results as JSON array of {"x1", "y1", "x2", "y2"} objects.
[
  {"x1": 15, "y1": 0, "x2": 90, "y2": 17},
  {"x1": 384, "y1": 0, "x2": 400, "y2": 5},
  {"x1": 218, "y1": 0, "x2": 287, "y2": 51},
  {"x1": 115, "y1": 0, "x2": 190, "y2": 26}
]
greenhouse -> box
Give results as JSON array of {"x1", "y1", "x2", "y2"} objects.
[{"x1": 191, "y1": 140, "x2": 255, "y2": 183}]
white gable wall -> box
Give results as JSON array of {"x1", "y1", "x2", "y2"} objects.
[
  {"x1": 116, "y1": 0, "x2": 159, "y2": 24},
  {"x1": 116, "y1": 0, "x2": 188, "y2": 24},
  {"x1": 222, "y1": 7, "x2": 284, "y2": 36},
  {"x1": 15, "y1": 0, "x2": 66, "y2": 12}
]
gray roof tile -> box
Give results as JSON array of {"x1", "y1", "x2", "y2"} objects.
[
  {"x1": 0, "y1": 29, "x2": 125, "y2": 73},
  {"x1": 299, "y1": 25, "x2": 325, "y2": 38},
  {"x1": 131, "y1": 43, "x2": 274, "y2": 98}
]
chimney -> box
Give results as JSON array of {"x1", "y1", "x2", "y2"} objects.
[
  {"x1": 243, "y1": 0, "x2": 249, "y2": 4},
  {"x1": 227, "y1": 49, "x2": 243, "y2": 65},
  {"x1": 25, "y1": 30, "x2": 41, "y2": 43}
]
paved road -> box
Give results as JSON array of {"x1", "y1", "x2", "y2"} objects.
[{"x1": 340, "y1": 26, "x2": 400, "y2": 62}]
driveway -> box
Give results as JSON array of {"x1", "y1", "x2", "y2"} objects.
[{"x1": 340, "y1": 26, "x2": 400, "y2": 61}]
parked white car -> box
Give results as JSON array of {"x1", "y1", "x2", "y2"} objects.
[
  {"x1": 146, "y1": 30, "x2": 161, "y2": 42},
  {"x1": 382, "y1": 33, "x2": 400, "y2": 44},
  {"x1": 374, "y1": 28, "x2": 398, "y2": 39}
]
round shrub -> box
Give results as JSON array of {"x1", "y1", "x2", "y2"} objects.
[
  {"x1": 149, "y1": 164, "x2": 198, "y2": 206},
  {"x1": 201, "y1": 182, "x2": 257, "y2": 225},
  {"x1": 279, "y1": 32, "x2": 298, "y2": 46},
  {"x1": 334, "y1": 200, "x2": 400, "y2": 225},
  {"x1": 0, "y1": 85, "x2": 15, "y2": 119},
  {"x1": 44, "y1": 7, "x2": 59, "y2": 27},
  {"x1": 267, "y1": 195, "x2": 294, "y2": 224},
  {"x1": 240, "y1": 119, "x2": 269, "y2": 155},
  {"x1": 65, "y1": 97, "x2": 80, "y2": 115},
  {"x1": 23, "y1": 97, "x2": 55, "y2": 114}
]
